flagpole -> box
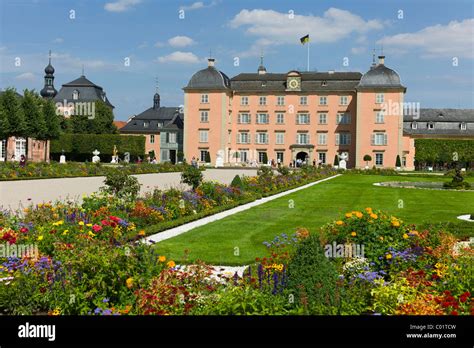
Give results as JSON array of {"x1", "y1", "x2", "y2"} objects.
[{"x1": 307, "y1": 40, "x2": 310, "y2": 72}]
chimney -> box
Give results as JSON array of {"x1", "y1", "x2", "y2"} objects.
[
  {"x1": 208, "y1": 58, "x2": 215, "y2": 67},
  {"x1": 378, "y1": 55, "x2": 385, "y2": 65}
]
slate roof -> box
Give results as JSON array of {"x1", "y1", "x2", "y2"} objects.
[
  {"x1": 357, "y1": 64, "x2": 405, "y2": 90},
  {"x1": 184, "y1": 66, "x2": 231, "y2": 91},
  {"x1": 54, "y1": 75, "x2": 114, "y2": 108},
  {"x1": 403, "y1": 109, "x2": 474, "y2": 137},
  {"x1": 120, "y1": 106, "x2": 183, "y2": 134},
  {"x1": 404, "y1": 108, "x2": 473, "y2": 122}
]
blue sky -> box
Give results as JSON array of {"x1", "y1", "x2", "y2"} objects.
[{"x1": 0, "y1": 0, "x2": 473, "y2": 120}]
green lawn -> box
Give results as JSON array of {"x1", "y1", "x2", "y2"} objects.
[{"x1": 154, "y1": 174, "x2": 474, "y2": 265}]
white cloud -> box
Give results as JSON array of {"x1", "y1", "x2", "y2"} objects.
[
  {"x1": 53, "y1": 38, "x2": 64, "y2": 44},
  {"x1": 168, "y1": 36, "x2": 195, "y2": 48},
  {"x1": 15, "y1": 72, "x2": 36, "y2": 82},
  {"x1": 377, "y1": 19, "x2": 474, "y2": 59},
  {"x1": 230, "y1": 8, "x2": 383, "y2": 47},
  {"x1": 351, "y1": 47, "x2": 366, "y2": 55},
  {"x1": 154, "y1": 41, "x2": 165, "y2": 48},
  {"x1": 156, "y1": 51, "x2": 202, "y2": 64},
  {"x1": 104, "y1": 0, "x2": 142, "y2": 13},
  {"x1": 180, "y1": 2, "x2": 204, "y2": 11}
]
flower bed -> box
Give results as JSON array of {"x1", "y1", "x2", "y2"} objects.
[{"x1": 0, "y1": 162, "x2": 190, "y2": 181}]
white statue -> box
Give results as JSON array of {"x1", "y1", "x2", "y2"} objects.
[
  {"x1": 215, "y1": 149, "x2": 224, "y2": 168},
  {"x1": 92, "y1": 149, "x2": 101, "y2": 163},
  {"x1": 123, "y1": 152, "x2": 130, "y2": 163},
  {"x1": 339, "y1": 152, "x2": 348, "y2": 170}
]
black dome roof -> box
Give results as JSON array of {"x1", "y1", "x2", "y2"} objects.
[
  {"x1": 358, "y1": 64, "x2": 403, "y2": 88},
  {"x1": 186, "y1": 66, "x2": 230, "y2": 90},
  {"x1": 45, "y1": 63, "x2": 55, "y2": 75}
]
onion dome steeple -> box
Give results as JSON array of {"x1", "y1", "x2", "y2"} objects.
[
  {"x1": 40, "y1": 50, "x2": 58, "y2": 99},
  {"x1": 153, "y1": 77, "x2": 160, "y2": 109},
  {"x1": 257, "y1": 53, "x2": 267, "y2": 75}
]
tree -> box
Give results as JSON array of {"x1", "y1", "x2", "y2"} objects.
[
  {"x1": 205, "y1": 151, "x2": 211, "y2": 163},
  {"x1": 230, "y1": 175, "x2": 244, "y2": 189},
  {"x1": 22, "y1": 90, "x2": 47, "y2": 140},
  {"x1": 0, "y1": 88, "x2": 27, "y2": 161},
  {"x1": 181, "y1": 164, "x2": 203, "y2": 189},
  {"x1": 363, "y1": 154, "x2": 372, "y2": 167},
  {"x1": 42, "y1": 98, "x2": 61, "y2": 161},
  {"x1": 333, "y1": 154, "x2": 339, "y2": 166},
  {"x1": 395, "y1": 155, "x2": 402, "y2": 168},
  {"x1": 262, "y1": 152, "x2": 268, "y2": 164},
  {"x1": 92, "y1": 100, "x2": 117, "y2": 134}
]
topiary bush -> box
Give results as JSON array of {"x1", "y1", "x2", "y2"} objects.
[
  {"x1": 286, "y1": 233, "x2": 341, "y2": 314},
  {"x1": 100, "y1": 169, "x2": 141, "y2": 201},
  {"x1": 181, "y1": 164, "x2": 203, "y2": 189},
  {"x1": 230, "y1": 174, "x2": 244, "y2": 189},
  {"x1": 277, "y1": 166, "x2": 290, "y2": 176}
]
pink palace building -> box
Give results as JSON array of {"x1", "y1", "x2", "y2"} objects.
[{"x1": 183, "y1": 55, "x2": 415, "y2": 170}]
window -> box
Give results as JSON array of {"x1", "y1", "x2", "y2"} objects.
[
  {"x1": 238, "y1": 132, "x2": 250, "y2": 144},
  {"x1": 297, "y1": 133, "x2": 309, "y2": 145},
  {"x1": 72, "y1": 90, "x2": 79, "y2": 100},
  {"x1": 318, "y1": 152, "x2": 326, "y2": 164},
  {"x1": 238, "y1": 113, "x2": 251, "y2": 124},
  {"x1": 321, "y1": 80, "x2": 327, "y2": 86},
  {"x1": 276, "y1": 113, "x2": 285, "y2": 124},
  {"x1": 241, "y1": 96, "x2": 248, "y2": 105},
  {"x1": 375, "y1": 111, "x2": 385, "y2": 124},
  {"x1": 257, "y1": 113, "x2": 269, "y2": 124},
  {"x1": 371, "y1": 133, "x2": 388, "y2": 146},
  {"x1": 428, "y1": 122, "x2": 435, "y2": 130},
  {"x1": 275, "y1": 132, "x2": 285, "y2": 145},
  {"x1": 143, "y1": 121, "x2": 149, "y2": 128},
  {"x1": 318, "y1": 133, "x2": 327, "y2": 145},
  {"x1": 256, "y1": 132, "x2": 268, "y2": 144},
  {"x1": 277, "y1": 96, "x2": 285, "y2": 106},
  {"x1": 0, "y1": 139, "x2": 5, "y2": 160},
  {"x1": 200, "y1": 111, "x2": 209, "y2": 122},
  {"x1": 336, "y1": 113, "x2": 351, "y2": 124},
  {"x1": 460, "y1": 122, "x2": 467, "y2": 130},
  {"x1": 200, "y1": 150, "x2": 209, "y2": 162},
  {"x1": 335, "y1": 133, "x2": 351, "y2": 145},
  {"x1": 411, "y1": 122, "x2": 417, "y2": 130},
  {"x1": 376, "y1": 93, "x2": 384, "y2": 104},
  {"x1": 15, "y1": 138, "x2": 26, "y2": 158},
  {"x1": 199, "y1": 130, "x2": 208, "y2": 143},
  {"x1": 239, "y1": 150, "x2": 248, "y2": 162},
  {"x1": 300, "y1": 96, "x2": 308, "y2": 105},
  {"x1": 46, "y1": 78, "x2": 52, "y2": 86},
  {"x1": 259, "y1": 96, "x2": 267, "y2": 106},
  {"x1": 150, "y1": 135, "x2": 155, "y2": 144},
  {"x1": 340, "y1": 96, "x2": 348, "y2": 105},
  {"x1": 297, "y1": 113, "x2": 310, "y2": 125},
  {"x1": 318, "y1": 113, "x2": 327, "y2": 124},
  {"x1": 276, "y1": 152, "x2": 284, "y2": 163},
  {"x1": 258, "y1": 152, "x2": 267, "y2": 163},
  {"x1": 161, "y1": 150, "x2": 169, "y2": 161},
  {"x1": 201, "y1": 94, "x2": 209, "y2": 103},
  {"x1": 168, "y1": 132, "x2": 177, "y2": 144},
  {"x1": 319, "y1": 96, "x2": 327, "y2": 105},
  {"x1": 375, "y1": 153, "x2": 384, "y2": 166},
  {"x1": 402, "y1": 157, "x2": 407, "y2": 167}
]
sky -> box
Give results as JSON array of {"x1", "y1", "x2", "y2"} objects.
[{"x1": 0, "y1": 0, "x2": 473, "y2": 120}]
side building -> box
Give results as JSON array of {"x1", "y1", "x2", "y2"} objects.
[
  {"x1": 183, "y1": 56, "x2": 414, "y2": 169},
  {"x1": 120, "y1": 91, "x2": 184, "y2": 163}
]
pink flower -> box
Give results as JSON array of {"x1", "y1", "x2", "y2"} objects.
[{"x1": 92, "y1": 224, "x2": 102, "y2": 232}]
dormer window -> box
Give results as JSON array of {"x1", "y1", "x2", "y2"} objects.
[
  {"x1": 158, "y1": 122, "x2": 163, "y2": 128},
  {"x1": 460, "y1": 122, "x2": 467, "y2": 130},
  {"x1": 144, "y1": 121, "x2": 149, "y2": 128},
  {"x1": 72, "y1": 90, "x2": 79, "y2": 100},
  {"x1": 102, "y1": 93, "x2": 106, "y2": 102},
  {"x1": 428, "y1": 122, "x2": 435, "y2": 130},
  {"x1": 321, "y1": 81, "x2": 327, "y2": 87},
  {"x1": 411, "y1": 122, "x2": 418, "y2": 130}
]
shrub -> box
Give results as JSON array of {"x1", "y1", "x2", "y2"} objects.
[
  {"x1": 277, "y1": 166, "x2": 290, "y2": 176},
  {"x1": 181, "y1": 165, "x2": 203, "y2": 189},
  {"x1": 205, "y1": 151, "x2": 211, "y2": 163},
  {"x1": 257, "y1": 165, "x2": 273, "y2": 177},
  {"x1": 230, "y1": 174, "x2": 244, "y2": 189},
  {"x1": 363, "y1": 155, "x2": 372, "y2": 162},
  {"x1": 100, "y1": 169, "x2": 141, "y2": 200},
  {"x1": 262, "y1": 152, "x2": 268, "y2": 164},
  {"x1": 333, "y1": 154, "x2": 339, "y2": 166},
  {"x1": 286, "y1": 233, "x2": 341, "y2": 314},
  {"x1": 396, "y1": 155, "x2": 401, "y2": 168}
]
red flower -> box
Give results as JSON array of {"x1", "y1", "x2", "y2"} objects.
[
  {"x1": 450, "y1": 310, "x2": 458, "y2": 315},
  {"x1": 92, "y1": 224, "x2": 102, "y2": 232},
  {"x1": 443, "y1": 290, "x2": 451, "y2": 296},
  {"x1": 20, "y1": 227, "x2": 29, "y2": 233}
]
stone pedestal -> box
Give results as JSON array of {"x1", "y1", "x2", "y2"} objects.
[{"x1": 59, "y1": 155, "x2": 66, "y2": 164}]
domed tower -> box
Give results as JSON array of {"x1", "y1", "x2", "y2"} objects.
[
  {"x1": 355, "y1": 55, "x2": 407, "y2": 169},
  {"x1": 257, "y1": 54, "x2": 267, "y2": 75},
  {"x1": 40, "y1": 50, "x2": 58, "y2": 99}
]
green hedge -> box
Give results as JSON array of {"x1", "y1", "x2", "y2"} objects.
[
  {"x1": 415, "y1": 139, "x2": 474, "y2": 166},
  {"x1": 51, "y1": 134, "x2": 145, "y2": 161}
]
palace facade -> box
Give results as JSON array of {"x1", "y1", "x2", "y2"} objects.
[{"x1": 183, "y1": 56, "x2": 414, "y2": 169}]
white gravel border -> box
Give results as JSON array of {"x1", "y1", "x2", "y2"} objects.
[
  {"x1": 143, "y1": 174, "x2": 341, "y2": 244},
  {"x1": 457, "y1": 214, "x2": 474, "y2": 222}
]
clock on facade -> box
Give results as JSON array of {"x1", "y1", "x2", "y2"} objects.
[{"x1": 287, "y1": 77, "x2": 301, "y2": 90}]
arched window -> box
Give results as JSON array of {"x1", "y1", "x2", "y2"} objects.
[{"x1": 72, "y1": 90, "x2": 79, "y2": 100}]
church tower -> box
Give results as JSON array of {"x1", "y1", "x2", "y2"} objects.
[{"x1": 40, "y1": 50, "x2": 58, "y2": 99}]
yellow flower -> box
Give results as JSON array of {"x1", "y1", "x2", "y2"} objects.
[
  {"x1": 365, "y1": 207, "x2": 372, "y2": 213},
  {"x1": 370, "y1": 213, "x2": 378, "y2": 219},
  {"x1": 37, "y1": 235, "x2": 44, "y2": 241},
  {"x1": 78, "y1": 221, "x2": 84, "y2": 226},
  {"x1": 86, "y1": 223, "x2": 92, "y2": 227},
  {"x1": 336, "y1": 220, "x2": 344, "y2": 226},
  {"x1": 351, "y1": 231, "x2": 357, "y2": 237},
  {"x1": 379, "y1": 236, "x2": 384, "y2": 241},
  {"x1": 138, "y1": 230, "x2": 146, "y2": 236},
  {"x1": 52, "y1": 220, "x2": 64, "y2": 226},
  {"x1": 345, "y1": 213, "x2": 352, "y2": 218},
  {"x1": 167, "y1": 260, "x2": 176, "y2": 268},
  {"x1": 126, "y1": 277, "x2": 134, "y2": 289},
  {"x1": 391, "y1": 221, "x2": 400, "y2": 227},
  {"x1": 49, "y1": 307, "x2": 61, "y2": 316},
  {"x1": 385, "y1": 253, "x2": 392, "y2": 260},
  {"x1": 158, "y1": 256, "x2": 166, "y2": 262},
  {"x1": 62, "y1": 230, "x2": 69, "y2": 235},
  {"x1": 403, "y1": 233, "x2": 409, "y2": 239},
  {"x1": 88, "y1": 231, "x2": 96, "y2": 238},
  {"x1": 355, "y1": 212, "x2": 363, "y2": 218}
]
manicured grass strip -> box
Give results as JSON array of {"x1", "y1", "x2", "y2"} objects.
[{"x1": 153, "y1": 174, "x2": 474, "y2": 265}]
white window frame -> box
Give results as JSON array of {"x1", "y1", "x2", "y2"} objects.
[
  {"x1": 168, "y1": 132, "x2": 177, "y2": 144},
  {"x1": 238, "y1": 132, "x2": 250, "y2": 144},
  {"x1": 276, "y1": 113, "x2": 285, "y2": 124},
  {"x1": 376, "y1": 93, "x2": 384, "y2": 104},
  {"x1": 336, "y1": 133, "x2": 351, "y2": 146},
  {"x1": 259, "y1": 96, "x2": 267, "y2": 106},
  {"x1": 143, "y1": 121, "x2": 149, "y2": 128},
  {"x1": 201, "y1": 94, "x2": 209, "y2": 103},
  {"x1": 299, "y1": 96, "x2": 308, "y2": 105},
  {"x1": 276, "y1": 96, "x2": 285, "y2": 106},
  {"x1": 257, "y1": 113, "x2": 269, "y2": 124},
  {"x1": 199, "y1": 130, "x2": 209, "y2": 143},
  {"x1": 276, "y1": 151, "x2": 284, "y2": 163},
  {"x1": 318, "y1": 152, "x2": 326, "y2": 164},
  {"x1": 460, "y1": 122, "x2": 467, "y2": 130},
  {"x1": 275, "y1": 132, "x2": 285, "y2": 145},
  {"x1": 256, "y1": 132, "x2": 268, "y2": 144},
  {"x1": 371, "y1": 133, "x2": 388, "y2": 146},
  {"x1": 319, "y1": 96, "x2": 327, "y2": 105},
  {"x1": 318, "y1": 113, "x2": 327, "y2": 124},
  {"x1": 0, "y1": 139, "x2": 6, "y2": 161},
  {"x1": 72, "y1": 90, "x2": 79, "y2": 100},
  {"x1": 297, "y1": 133, "x2": 309, "y2": 145},
  {"x1": 297, "y1": 113, "x2": 310, "y2": 125},
  {"x1": 239, "y1": 150, "x2": 248, "y2": 162},
  {"x1": 340, "y1": 96, "x2": 348, "y2": 105},
  {"x1": 375, "y1": 153, "x2": 384, "y2": 166},
  {"x1": 318, "y1": 133, "x2": 327, "y2": 145},
  {"x1": 375, "y1": 111, "x2": 385, "y2": 124},
  {"x1": 200, "y1": 150, "x2": 209, "y2": 162},
  {"x1": 428, "y1": 122, "x2": 435, "y2": 130},
  {"x1": 200, "y1": 110, "x2": 209, "y2": 123},
  {"x1": 240, "y1": 96, "x2": 249, "y2": 106},
  {"x1": 150, "y1": 134, "x2": 155, "y2": 144},
  {"x1": 238, "y1": 113, "x2": 251, "y2": 124},
  {"x1": 336, "y1": 113, "x2": 351, "y2": 125},
  {"x1": 258, "y1": 151, "x2": 267, "y2": 163},
  {"x1": 15, "y1": 137, "x2": 27, "y2": 158}
]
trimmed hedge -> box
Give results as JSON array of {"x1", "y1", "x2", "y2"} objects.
[
  {"x1": 415, "y1": 139, "x2": 474, "y2": 167},
  {"x1": 51, "y1": 134, "x2": 145, "y2": 161}
]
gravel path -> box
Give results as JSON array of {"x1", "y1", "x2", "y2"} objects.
[{"x1": 0, "y1": 169, "x2": 257, "y2": 211}]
